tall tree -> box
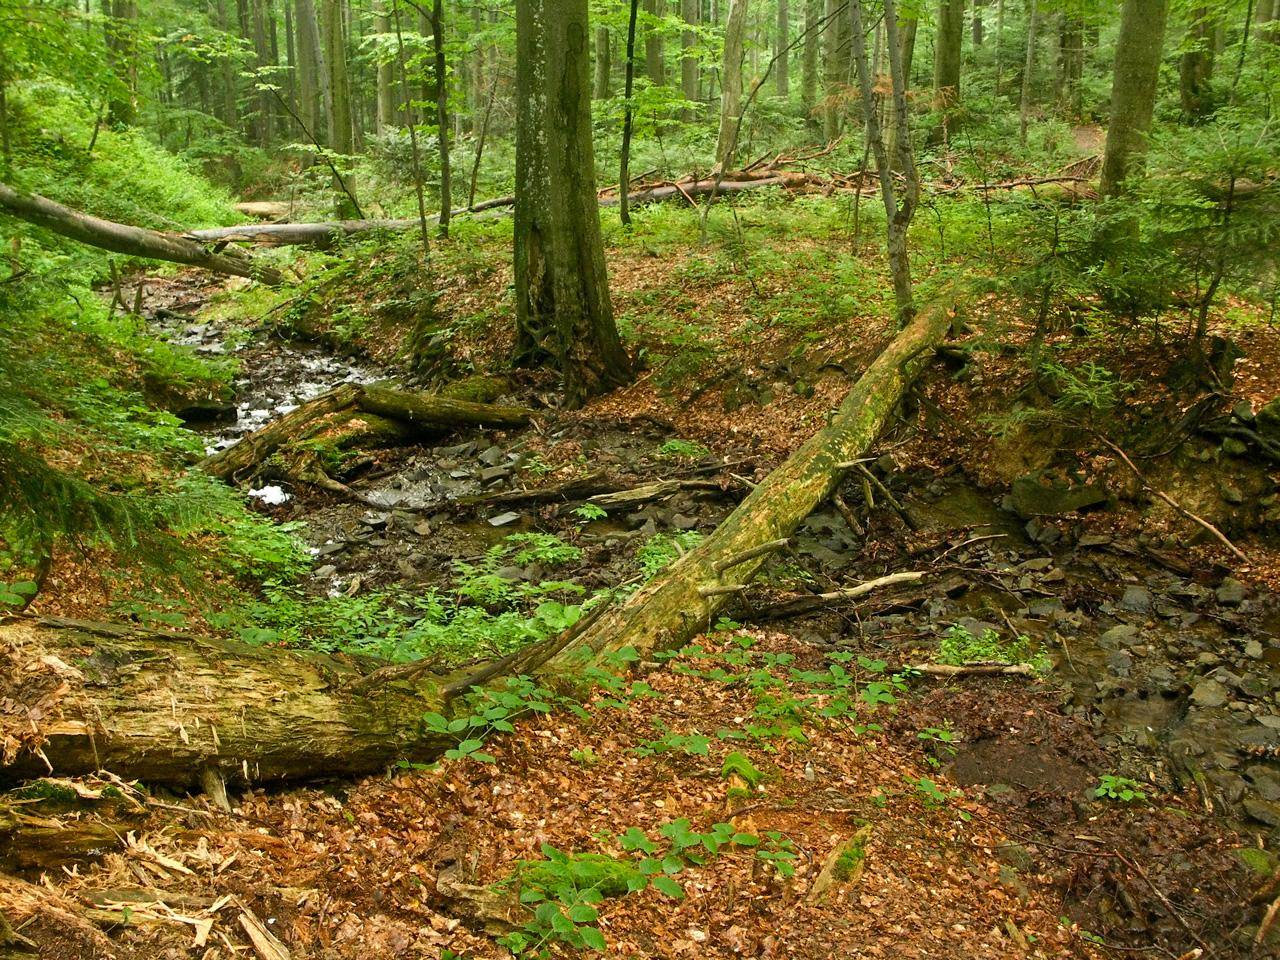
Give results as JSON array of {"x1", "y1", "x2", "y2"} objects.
[
  {"x1": 1179, "y1": 6, "x2": 1215, "y2": 119},
  {"x1": 431, "y1": 0, "x2": 451, "y2": 236},
  {"x1": 374, "y1": 2, "x2": 394, "y2": 133},
  {"x1": 321, "y1": 0, "x2": 359, "y2": 215},
  {"x1": 645, "y1": 0, "x2": 666, "y2": 84},
  {"x1": 681, "y1": 0, "x2": 699, "y2": 118},
  {"x1": 801, "y1": 0, "x2": 820, "y2": 123},
  {"x1": 822, "y1": 0, "x2": 842, "y2": 139},
  {"x1": 1018, "y1": 0, "x2": 1038, "y2": 145},
  {"x1": 105, "y1": 0, "x2": 139, "y2": 126},
  {"x1": 775, "y1": 0, "x2": 789, "y2": 96},
  {"x1": 933, "y1": 0, "x2": 964, "y2": 114},
  {"x1": 250, "y1": 0, "x2": 273, "y2": 144},
  {"x1": 619, "y1": 0, "x2": 640, "y2": 224},
  {"x1": 514, "y1": 0, "x2": 632, "y2": 405},
  {"x1": 594, "y1": 26, "x2": 611, "y2": 98},
  {"x1": 1099, "y1": 0, "x2": 1169, "y2": 197},
  {"x1": 849, "y1": 0, "x2": 918, "y2": 325},
  {"x1": 715, "y1": 0, "x2": 749, "y2": 167}
]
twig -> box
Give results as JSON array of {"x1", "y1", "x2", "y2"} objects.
[
  {"x1": 1115, "y1": 853, "x2": 1214, "y2": 956},
  {"x1": 856, "y1": 463, "x2": 918, "y2": 531},
  {"x1": 910, "y1": 662, "x2": 1039, "y2": 677},
  {"x1": 1097, "y1": 435, "x2": 1250, "y2": 564},
  {"x1": 712, "y1": 538, "x2": 790, "y2": 574}
]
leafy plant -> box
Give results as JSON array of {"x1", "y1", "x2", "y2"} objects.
[
  {"x1": 939, "y1": 626, "x2": 1050, "y2": 673},
  {"x1": 634, "y1": 531, "x2": 703, "y2": 579},
  {"x1": 658, "y1": 438, "x2": 710, "y2": 459},
  {"x1": 1094, "y1": 774, "x2": 1148, "y2": 803},
  {"x1": 570, "y1": 503, "x2": 607, "y2": 522}
]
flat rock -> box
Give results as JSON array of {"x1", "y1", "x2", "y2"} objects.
[
  {"x1": 1191, "y1": 678, "x2": 1229, "y2": 708},
  {"x1": 488, "y1": 511, "x2": 521, "y2": 527},
  {"x1": 1009, "y1": 474, "x2": 1108, "y2": 519},
  {"x1": 1217, "y1": 578, "x2": 1247, "y2": 605},
  {"x1": 1119, "y1": 586, "x2": 1153, "y2": 615}
]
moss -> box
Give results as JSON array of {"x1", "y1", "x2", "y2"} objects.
[
  {"x1": 11, "y1": 779, "x2": 81, "y2": 803},
  {"x1": 833, "y1": 840, "x2": 867, "y2": 881}
]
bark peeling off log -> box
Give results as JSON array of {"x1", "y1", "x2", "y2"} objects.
[
  {"x1": 547, "y1": 301, "x2": 953, "y2": 667},
  {"x1": 0, "y1": 620, "x2": 450, "y2": 786}
]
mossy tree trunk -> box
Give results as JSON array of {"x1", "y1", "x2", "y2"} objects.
[
  {"x1": 1099, "y1": 0, "x2": 1169, "y2": 197},
  {"x1": 645, "y1": 0, "x2": 667, "y2": 84},
  {"x1": 716, "y1": 0, "x2": 750, "y2": 168},
  {"x1": 933, "y1": 0, "x2": 965, "y2": 115},
  {"x1": 513, "y1": 0, "x2": 633, "y2": 406},
  {"x1": 1179, "y1": 6, "x2": 1215, "y2": 120},
  {"x1": 681, "y1": 0, "x2": 700, "y2": 119},
  {"x1": 322, "y1": 0, "x2": 360, "y2": 216}
]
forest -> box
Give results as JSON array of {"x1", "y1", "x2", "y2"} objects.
[{"x1": 0, "y1": 0, "x2": 1278, "y2": 956}]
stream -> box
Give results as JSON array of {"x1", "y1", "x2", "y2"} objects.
[{"x1": 148, "y1": 277, "x2": 1280, "y2": 842}]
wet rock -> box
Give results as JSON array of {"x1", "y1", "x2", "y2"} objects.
[
  {"x1": 1222, "y1": 437, "x2": 1249, "y2": 457},
  {"x1": 1244, "y1": 797, "x2": 1280, "y2": 827},
  {"x1": 1246, "y1": 766, "x2": 1280, "y2": 801},
  {"x1": 1099, "y1": 624, "x2": 1141, "y2": 648},
  {"x1": 479, "y1": 466, "x2": 512, "y2": 483},
  {"x1": 1191, "y1": 678, "x2": 1229, "y2": 708},
  {"x1": 361, "y1": 512, "x2": 390, "y2": 529},
  {"x1": 1220, "y1": 481, "x2": 1245, "y2": 505},
  {"x1": 671, "y1": 513, "x2": 700, "y2": 530},
  {"x1": 488, "y1": 511, "x2": 520, "y2": 527},
  {"x1": 1106, "y1": 651, "x2": 1133, "y2": 679},
  {"x1": 1119, "y1": 586, "x2": 1153, "y2": 615},
  {"x1": 1246, "y1": 640, "x2": 1265, "y2": 659},
  {"x1": 1216, "y1": 578, "x2": 1247, "y2": 606},
  {"x1": 317, "y1": 541, "x2": 348, "y2": 557},
  {"x1": 1024, "y1": 519, "x2": 1062, "y2": 545},
  {"x1": 1077, "y1": 533, "x2": 1113, "y2": 548},
  {"x1": 1009, "y1": 474, "x2": 1108, "y2": 519},
  {"x1": 1258, "y1": 396, "x2": 1280, "y2": 445},
  {"x1": 315, "y1": 564, "x2": 337, "y2": 578},
  {"x1": 478, "y1": 445, "x2": 506, "y2": 466}
]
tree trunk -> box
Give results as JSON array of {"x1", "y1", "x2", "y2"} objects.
[
  {"x1": 933, "y1": 0, "x2": 964, "y2": 113},
  {"x1": 322, "y1": 0, "x2": 359, "y2": 216},
  {"x1": 715, "y1": 0, "x2": 750, "y2": 167},
  {"x1": 0, "y1": 181, "x2": 283, "y2": 284},
  {"x1": 547, "y1": 298, "x2": 951, "y2": 668},
  {"x1": 105, "y1": 0, "x2": 139, "y2": 126},
  {"x1": 294, "y1": 0, "x2": 325, "y2": 143},
  {"x1": 374, "y1": 3, "x2": 394, "y2": 133},
  {"x1": 645, "y1": 0, "x2": 667, "y2": 84},
  {"x1": 993, "y1": 0, "x2": 1004, "y2": 94},
  {"x1": 514, "y1": 0, "x2": 633, "y2": 406},
  {"x1": 681, "y1": 0, "x2": 700, "y2": 119},
  {"x1": 250, "y1": 0, "x2": 274, "y2": 145},
  {"x1": 851, "y1": 0, "x2": 918, "y2": 326},
  {"x1": 216, "y1": 0, "x2": 241, "y2": 130},
  {"x1": 619, "y1": 0, "x2": 641, "y2": 224},
  {"x1": 1179, "y1": 6, "x2": 1215, "y2": 119},
  {"x1": 801, "y1": 0, "x2": 821, "y2": 124},
  {"x1": 1099, "y1": 0, "x2": 1169, "y2": 197},
  {"x1": 198, "y1": 383, "x2": 533, "y2": 481},
  {"x1": 775, "y1": 0, "x2": 789, "y2": 97},
  {"x1": 822, "y1": 0, "x2": 843, "y2": 140},
  {"x1": 0, "y1": 617, "x2": 452, "y2": 786},
  {"x1": 1058, "y1": 11, "x2": 1083, "y2": 117},
  {"x1": 594, "y1": 26, "x2": 612, "y2": 98},
  {"x1": 972, "y1": 0, "x2": 984, "y2": 45},
  {"x1": 886, "y1": 9, "x2": 918, "y2": 171},
  {"x1": 432, "y1": 0, "x2": 452, "y2": 237},
  {"x1": 1018, "y1": 0, "x2": 1038, "y2": 145}
]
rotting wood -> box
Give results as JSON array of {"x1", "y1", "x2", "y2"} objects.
[
  {"x1": 749, "y1": 571, "x2": 925, "y2": 619},
  {"x1": 541, "y1": 300, "x2": 954, "y2": 669},
  {"x1": 0, "y1": 181, "x2": 283, "y2": 285},
  {"x1": 198, "y1": 383, "x2": 533, "y2": 482}
]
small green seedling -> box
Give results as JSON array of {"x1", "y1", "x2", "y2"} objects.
[{"x1": 1094, "y1": 775, "x2": 1147, "y2": 803}]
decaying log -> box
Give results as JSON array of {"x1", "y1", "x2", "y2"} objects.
[
  {"x1": 545, "y1": 301, "x2": 953, "y2": 667},
  {"x1": 198, "y1": 383, "x2": 534, "y2": 482},
  {"x1": 0, "y1": 181, "x2": 283, "y2": 285},
  {"x1": 0, "y1": 617, "x2": 453, "y2": 786}
]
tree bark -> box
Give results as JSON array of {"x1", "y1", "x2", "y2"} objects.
[
  {"x1": 801, "y1": 0, "x2": 821, "y2": 124},
  {"x1": 545, "y1": 299, "x2": 952, "y2": 668},
  {"x1": 775, "y1": 0, "x2": 789, "y2": 97},
  {"x1": 514, "y1": 0, "x2": 633, "y2": 405},
  {"x1": 716, "y1": 0, "x2": 750, "y2": 168},
  {"x1": 933, "y1": 0, "x2": 964, "y2": 115},
  {"x1": 1099, "y1": 0, "x2": 1169, "y2": 197},
  {"x1": 321, "y1": 0, "x2": 359, "y2": 216},
  {"x1": 198, "y1": 383, "x2": 533, "y2": 482},
  {"x1": 374, "y1": 3, "x2": 394, "y2": 133},
  {"x1": 1179, "y1": 6, "x2": 1215, "y2": 119},
  {"x1": 294, "y1": 0, "x2": 325, "y2": 144},
  {"x1": 594, "y1": 26, "x2": 612, "y2": 98},
  {"x1": 645, "y1": 0, "x2": 667, "y2": 84},
  {"x1": 0, "y1": 181, "x2": 283, "y2": 284},
  {"x1": 105, "y1": 0, "x2": 140, "y2": 126},
  {"x1": 681, "y1": 0, "x2": 700, "y2": 119},
  {"x1": 822, "y1": 0, "x2": 843, "y2": 139},
  {"x1": 620, "y1": 0, "x2": 641, "y2": 224},
  {"x1": 1018, "y1": 0, "x2": 1038, "y2": 145},
  {"x1": 0, "y1": 617, "x2": 452, "y2": 786},
  {"x1": 432, "y1": 0, "x2": 452, "y2": 237}
]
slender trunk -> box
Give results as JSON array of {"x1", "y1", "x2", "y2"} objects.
[
  {"x1": 775, "y1": 0, "x2": 789, "y2": 97},
  {"x1": 105, "y1": 0, "x2": 139, "y2": 126},
  {"x1": 972, "y1": 0, "x2": 983, "y2": 45},
  {"x1": 1018, "y1": 0, "x2": 1038, "y2": 145},
  {"x1": 886, "y1": 10, "x2": 917, "y2": 171},
  {"x1": 849, "y1": 0, "x2": 917, "y2": 326},
  {"x1": 801, "y1": 0, "x2": 820, "y2": 124},
  {"x1": 432, "y1": 0, "x2": 451, "y2": 237},
  {"x1": 822, "y1": 0, "x2": 841, "y2": 139},
  {"x1": 321, "y1": 0, "x2": 358, "y2": 216},
  {"x1": 391, "y1": 0, "x2": 430, "y2": 258},
  {"x1": 595, "y1": 26, "x2": 612, "y2": 98},
  {"x1": 216, "y1": 0, "x2": 241, "y2": 129},
  {"x1": 375, "y1": 4, "x2": 394, "y2": 133},
  {"x1": 1099, "y1": 0, "x2": 1169, "y2": 197},
  {"x1": 250, "y1": 0, "x2": 273, "y2": 145},
  {"x1": 645, "y1": 0, "x2": 666, "y2": 84},
  {"x1": 515, "y1": 0, "x2": 633, "y2": 405},
  {"x1": 284, "y1": 0, "x2": 298, "y2": 134},
  {"x1": 993, "y1": 0, "x2": 1004, "y2": 94},
  {"x1": 620, "y1": 0, "x2": 641, "y2": 224},
  {"x1": 933, "y1": 0, "x2": 964, "y2": 114},
  {"x1": 1058, "y1": 12, "x2": 1083, "y2": 117},
  {"x1": 1179, "y1": 6, "x2": 1215, "y2": 119},
  {"x1": 716, "y1": 0, "x2": 750, "y2": 168},
  {"x1": 681, "y1": 0, "x2": 700, "y2": 118}
]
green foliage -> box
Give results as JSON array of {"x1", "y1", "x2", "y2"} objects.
[
  {"x1": 1094, "y1": 775, "x2": 1148, "y2": 803},
  {"x1": 570, "y1": 503, "x2": 608, "y2": 522},
  {"x1": 634, "y1": 531, "x2": 703, "y2": 580},
  {"x1": 720, "y1": 751, "x2": 764, "y2": 788},
  {"x1": 658, "y1": 438, "x2": 710, "y2": 460},
  {"x1": 939, "y1": 626, "x2": 1050, "y2": 673}
]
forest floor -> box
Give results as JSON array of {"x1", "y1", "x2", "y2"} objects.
[{"x1": 11, "y1": 209, "x2": 1280, "y2": 960}]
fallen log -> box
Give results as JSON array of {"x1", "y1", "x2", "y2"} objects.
[
  {"x1": 748, "y1": 571, "x2": 925, "y2": 620},
  {"x1": 198, "y1": 383, "x2": 533, "y2": 482},
  {"x1": 0, "y1": 616, "x2": 452, "y2": 786},
  {"x1": 545, "y1": 300, "x2": 953, "y2": 668},
  {"x1": 0, "y1": 181, "x2": 283, "y2": 285}
]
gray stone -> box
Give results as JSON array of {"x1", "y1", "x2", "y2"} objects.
[
  {"x1": 1217, "y1": 578, "x2": 1247, "y2": 605},
  {"x1": 1245, "y1": 797, "x2": 1280, "y2": 827},
  {"x1": 480, "y1": 466, "x2": 512, "y2": 483},
  {"x1": 1100, "y1": 624, "x2": 1142, "y2": 648},
  {"x1": 1119, "y1": 586, "x2": 1153, "y2": 615},
  {"x1": 1220, "y1": 482, "x2": 1245, "y2": 505},
  {"x1": 1009, "y1": 474, "x2": 1109, "y2": 519},
  {"x1": 995, "y1": 842, "x2": 1034, "y2": 872},
  {"x1": 478, "y1": 445, "x2": 506, "y2": 466},
  {"x1": 1191, "y1": 678, "x2": 1229, "y2": 708},
  {"x1": 1257, "y1": 397, "x2": 1280, "y2": 445},
  {"x1": 487, "y1": 511, "x2": 521, "y2": 527}
]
